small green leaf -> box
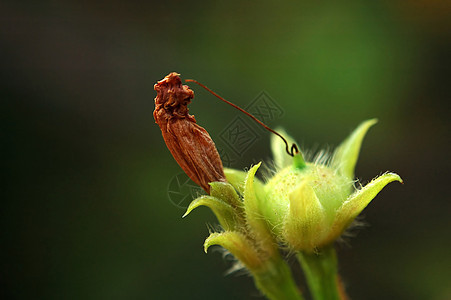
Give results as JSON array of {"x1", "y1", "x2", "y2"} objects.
[
  {"x1": 331, "y1": 119, "x2": 378, "y2": 179},
  {"x1": 284, "y1": 180, "x2": 326, "y2": 252},
  {"x1": 183, "y1": 196, "x2": 240, "y2": 231},
  {"x1": 243, "y1": 162, "x2": 278, "y2": 256},
  {"x1": 209, "y1": 181, "x2": 242, "y2": 209},
  {"x1": 224, "y1": 168, "x2": 264, "y2": 195},
  {"x1": 329, "y1": 172, "x2": 403, "y2": 241},
  {"x1": 204, "y1": 231, "x2": 262, "y2": 270},
  {"x1": 288, "y1": 180, "x2": 322, "y2": 220}
]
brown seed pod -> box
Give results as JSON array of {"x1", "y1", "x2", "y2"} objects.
[{"x1": 153, "y1": 72, "x2": 226, "y2": 193}]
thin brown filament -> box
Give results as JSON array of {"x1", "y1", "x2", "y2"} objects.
[{"x1": 186, "y1": 79, "x2": 299, "y2": 157}]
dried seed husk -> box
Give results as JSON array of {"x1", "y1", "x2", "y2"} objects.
[{"x1": 154, "y1": 72, "x2": 226, "y2": 193}]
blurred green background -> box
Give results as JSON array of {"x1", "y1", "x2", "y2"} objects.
[{"x1": 2, "y1": 0, "x2": 450, "y2": 299}]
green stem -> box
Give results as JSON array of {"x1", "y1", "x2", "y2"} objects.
[
  {"x1": 297, "y1": 246, "x2": 341, "y2": 300},
  {"x1": 252, "y1": 256, "x2": 304, "y2": 300}
]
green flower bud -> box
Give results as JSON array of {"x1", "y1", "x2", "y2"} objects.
[{"x1": 255, "y1": 119, "x2": 401, "y2": 252}]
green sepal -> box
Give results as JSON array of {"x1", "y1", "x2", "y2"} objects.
[
  {"x1": 331, "y1": 119, "x2": 378, "y2": 179},
  {"x1": 209, "y1": 181, "x2": 242, "y2": 209},
  {"x1": 224, "y1": 167, "x2": 264, "y2": 196},
  {"x1": 204, "y1": 231, "x2": 262, "y2": 270},
  {"x1": 183, "y1": 196, "x2": 240, "y2": 231},
  {"x1": 243, "y1": 162, "x2": 277, "y2": 255},
  {"x1": 326, "y1": 172, "x2": 403, "y2": 244},
  {"x1": 284, "y1": 180, "x2": 326, "y2": 252}
]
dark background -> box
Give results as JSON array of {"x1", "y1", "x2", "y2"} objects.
[{"x1": 2, "y1": 1, "x2": 450, "y2": 299}]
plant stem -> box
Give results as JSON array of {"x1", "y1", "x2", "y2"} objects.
[
  {"x1": 252, "y1": 256, "x2": 304, "y2": 300},
  {"x1": 297, "y1": 246, "x2": 343, "y2": 300}
]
